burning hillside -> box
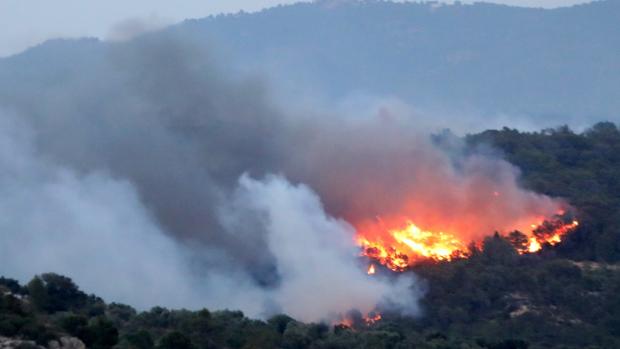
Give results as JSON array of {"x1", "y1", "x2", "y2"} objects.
[
  {"x1": 0, "y1": 32, "x2": 588, "y2": 324},
  {"x1": 335, "y1": 203, "x2": 580, "y2": 329},
  {"x1": 356, "y1": 213, "x2": 579, "y2": 271},
  {"x1": 336, "y1": 208, "x2": 579, "y2": 328}
]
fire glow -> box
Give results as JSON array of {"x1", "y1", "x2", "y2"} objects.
[
  {"x1": 336, "y1": 311, "x2": 383, "y2": 329},
  {"x1": 357, "y1": 215, "x2": 579, "y2": 272}
]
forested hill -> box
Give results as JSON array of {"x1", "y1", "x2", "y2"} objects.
[
  {"x1": 167, "y1": 0, "x2": 620, "y2": 122},
  {"x1": 2, "y1": 123, "x2": 620, "y2": 349},
  {"x1": 1, "y1": 1, "x2": 619, "y2": 127},
  {"x1": 467, "y1": 122, "x2": 620, "y2": 262}
]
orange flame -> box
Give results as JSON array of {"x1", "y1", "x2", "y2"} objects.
[
  {"x1": 357, "y1": 216, "x2": 578, "y2": 271},
  {"x1": 527, "y1": 238, "x2": 542, "y2": 253},
  {"x1": 364, "y1": 313, "x2": 382, "y2": 325},
  {"x1": 521, "y1": 220, "x2": 579, "y2": 254},
  {"x1": 367, "y1": 264, "x2": 376, "y2": 275},
  {"x1": 336, "y1": 311, "x2": 383, "y2": 328}
]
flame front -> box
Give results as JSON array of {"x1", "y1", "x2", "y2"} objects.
[
  {"x1": 358, "y1": 216, "x2": 578, "y2": 271},
  {"x1": 390, "y1": 222, "x2": 468, "y2": 261},
  {"x1": 336, "y1": 311, "x2": 383, "y2": 329},
  {"x1": 523, "y1": 219, "x2": 579, "y2": 254},
  {"x1": 364, "y1": 313, "x2": 382, "y2": 325}
]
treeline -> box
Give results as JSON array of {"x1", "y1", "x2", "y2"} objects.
[
  {"x1": 3, "y1": 259, "x2": 620, "y2": 349},
  {"x1": 412, "y1": 236, "x2": 620, "y2": 349},
  {"x1": 467, "y1": 121, "x2": 620, "y2": 262}
]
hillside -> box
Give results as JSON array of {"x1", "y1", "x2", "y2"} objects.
[
  {"x1": 169, "y1": 0, "x2": 620, "y2": 123},
  {"x1": 2, "y1": 2, "x2": 620, "y2": 348},
  {"x1": 1, "y1": 1, "x2": 619, "y2": 127},
  {"x1": 2, "y1": 124, "x2": 620, "y2": 349}
]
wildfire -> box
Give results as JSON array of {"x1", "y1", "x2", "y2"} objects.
[
  {"x1": 358, "y1": 215, "x2": 579, "y2": 271},
  {"x1": 522, "y1": 219, "x2": 579, "y2": 254},
  {"x1": 364, "y1": 313, "x2": 382, "y2": 325},
  {"x1": 527, "y1": 239, "x2": 541, "y2": 253},
  {"x1": 336, "y1": 311, "x2": 383, "y2": 329}
]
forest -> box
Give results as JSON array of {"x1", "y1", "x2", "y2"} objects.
[{"x1": 2, "y1": 122, "x2": 620, "y2": 349}]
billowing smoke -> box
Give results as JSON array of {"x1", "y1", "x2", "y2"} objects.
[
  {"x1": 0, "y1": 34, "x2": 561, "y2": 320},
  {"x1": 0, "y1": 110, "x2": 417, "y2": 321},
  {"x1": 287, "y1": 116, "x2": 564, "y2": 243},
  {"x1": 220, "y1": 174, "x2": 418, "y2": 321}
]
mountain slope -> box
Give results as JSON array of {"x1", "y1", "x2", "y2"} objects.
[
  {"x1": 1, "y1": 1, "x2": 618, "y2": 125},
  {"x1": 166, "y1": 0, "x2": 620, "y2": 122}
]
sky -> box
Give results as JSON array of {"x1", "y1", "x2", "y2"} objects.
[{"x1": 0, "y1": 0, "x2": 595, "y2": 57}]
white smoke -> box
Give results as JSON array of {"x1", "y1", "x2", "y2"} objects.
[
  {"x1": 0, "y1": 113, "x2": 203, "y2": 309},
  {"x1": 220, "y1": 174, "x2": 418, "y2": 322}
]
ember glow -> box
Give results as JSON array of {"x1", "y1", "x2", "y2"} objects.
[
  {"x1": 357, "y1": 214, "x2": 579, "y2": 271},
  {"x1": 523, "y1": 219, "x2": 579, "y2": 254},
  {"x1": 364, "y1": 313, "x2": 382, "y2": 325},
  {"x1": 336, "y1": 311, "x2": 383, "y2": 329}
]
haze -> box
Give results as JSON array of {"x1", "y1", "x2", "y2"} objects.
[{"x1": 0, "y1": 0, "x2": 595, "y2": 57}]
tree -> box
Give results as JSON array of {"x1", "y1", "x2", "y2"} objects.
[
  {"x1": 0, "y1": 277, "x2": 25, "y2": 295},
  {"x1": 506, "y1": 231, "x2": 529, "y2": 253},
  {"x1": 39, "y1": 273, "x2": 87, "y2": 312},
  {"x1": 59, "y1": 314, "x2": 88, "y2": 336},
  {"x1": 26, "y1": 276, "x2": 48, "y2": 312},
  {"x1": 124, "y1": 330, "x2": 154, "y2": 349},
  {"x1": 157, "y1": 331, "x2": 194, "y2": 349},
  {"x1": 267, "y1": 314, "x2": 294, "y2": 334},
  {"x1": 26, "y1": 274, "x2": 89, "y2": 313},
  {"x1": 482, "y1": 233, "x2": 519, "y2": 265},
  {"x1": 93, "y1": 317, "x2": 119, "y2": 348}
]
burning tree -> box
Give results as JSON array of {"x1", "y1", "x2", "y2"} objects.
[{"x1": 357, "y1": 214, "x2": 579, "y2": 271}]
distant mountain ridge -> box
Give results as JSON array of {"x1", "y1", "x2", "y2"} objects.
[
  {"x1": 174, "y1": 0, "x2": 619, "y2": 122},
  {"x1": 0, "y1": 0, "x2": 619, "y2": 125}
]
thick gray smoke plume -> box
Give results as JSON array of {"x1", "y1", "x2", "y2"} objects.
[
  {"x1": 0, "y1": 34, "x2": 561, "y2": 320},
  {"x1": 0, "y1": 109, "x2": 417, "y2": 320}
]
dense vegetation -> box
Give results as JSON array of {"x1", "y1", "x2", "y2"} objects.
[
  {"x1": 468, "y1": 121, "x2": 620, "y2": 262},
  {"x1": 171, "y1": 0, "x2": 620, "y2": 121},
  {"x1": 2, "y1": 123, "x2": 620, "y2": 349}
]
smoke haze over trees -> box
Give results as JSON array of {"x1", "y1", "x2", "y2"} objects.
[
  {"x1": 1, "y1": 1, "x2": 620, "y2": 348},
  {"x1": 165, "y1": 0, "x2": 620, "y2": 127}
]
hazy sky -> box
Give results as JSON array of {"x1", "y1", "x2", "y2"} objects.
[{"x1": 0, "y1": 0, "x2": 595, "y2": 57}]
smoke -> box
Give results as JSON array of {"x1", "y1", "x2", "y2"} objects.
[
  {"x1": 0, "y1": 111, "x2": 416, "y2": 320},
  {"x1": 288, "y1": 116, "x2": 564, "y2": 243},
  {"x1": 0, "y1": 34, "x2": 562, "y2": 320},
  {"x1": 107, "y1": 15, "x2": 171, "y2": 42},
  {"x1": 0, "y1": 113, "x2": 202, "y2": 309},
  {"x1": 220, "y1": 174, "x2": 418, "y2": 321}
]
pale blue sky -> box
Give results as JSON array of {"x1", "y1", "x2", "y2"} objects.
[{"x1": 0, "y1": 0, "x2": 594, "y2": 57}]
